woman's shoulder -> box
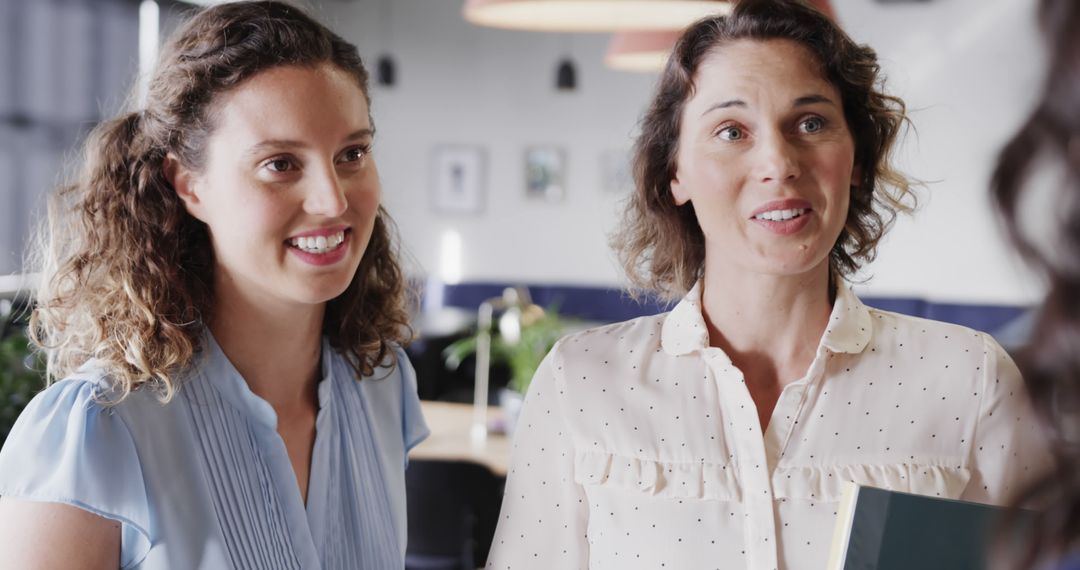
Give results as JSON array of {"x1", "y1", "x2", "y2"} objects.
[
  {"x1": 0, "y1": 366, "x2": 147, "y2": 460},
  {"x1": 14, "y1": 367, "x2": 129, "y2": 424},
  {"x1": 865, "y1": 305, "x2": 999, "y2": 350},
  {"x1": 0, "y1": 362, "x2": 177, "y2": 473},
  {"x1": 860, "y1": 307, "x2": 1016, "y2": 383},
  {"x1": 42, "y1": 363, "x2": 171, "y2": 417},
  {"x1": 0, "y1": 367, "x2": 154, "y2": 567},
  {"x1": 554, "y1": 313, "x2": 667, "y2": 356}
]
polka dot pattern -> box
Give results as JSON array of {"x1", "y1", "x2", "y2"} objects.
[{"x1": 486, "y1": 281, "x2": 1052, "y2": 570}]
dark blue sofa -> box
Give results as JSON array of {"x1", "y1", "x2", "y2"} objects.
[{"x1": 426, "y1": 281, "x2": 1028, "y2": 340}]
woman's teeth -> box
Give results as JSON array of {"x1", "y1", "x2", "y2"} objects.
[
  {"x1": 754, "y1": 208, "x2": 808, "y2": 222},
  {"x1": 290, "y1": 231, "x2": 346, "y2": 254}
]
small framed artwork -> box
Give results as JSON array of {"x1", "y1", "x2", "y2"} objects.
[
  {"x1": 430, "y1": 145, "x2": 486, "y2": 214},
  {"x1": 601, "y1": 149, "x2": 633, "y2": 194},
  {"x1": 524, "y1": 146, "x2": 566, "y2": 202}
]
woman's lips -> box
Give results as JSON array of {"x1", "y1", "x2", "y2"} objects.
[
  {"x1": 287, "y1": 228, "x2": 352, "y2": 266},
  {"x1": 750, "y1": 210, "x2": 813, "y2": 235}
]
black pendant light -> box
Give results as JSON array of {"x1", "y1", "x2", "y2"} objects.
[
  {"x1": 377, "y1": 55, "x2": 397, "y2": 87},
  {"x1": 377, "y1": 0, "x2": 398, "y2": 88},
  {"x1": 556, "y1": 58, "x2": 577, "y2": 91},
  {"x1": 555, "y1": 34, "x2": 577, "y2": 91}
]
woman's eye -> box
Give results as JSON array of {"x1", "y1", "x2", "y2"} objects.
[
  {"x1": 717, "y1": 126, "x2": 745, "y2": 141},
  {"x1": 265, "y1": 158, "x2": 294, "y2": 173},
  {"x1": 800, "y1": 117, "x2": 825, "y2": 133},
  {"x1": 341, "y1": 145, "x2": 371, "y2": 164}
]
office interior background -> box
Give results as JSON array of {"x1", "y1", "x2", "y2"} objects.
[
  {"x1": 0, "y1": 0, "x2": 1056, "y2": 565},
  {"x1": 0, "y1": 0, "x2": 1049, "y2": 307}
]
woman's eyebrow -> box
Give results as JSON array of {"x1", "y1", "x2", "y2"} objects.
[
  {"x1": 343, "y1": 128, "x2": 375, "y2": 142},
  {"x1": 701, "y1": 99, "x2": 746, "y2": 117},
  {"x1": 244, "y1": 129, "x2": 376, "y2": 158},
  {"x1": 244, "y1": 139, "x2": 305, "y2": 159},
  {"x1": 700, "y1": 94, "x2": 835, "y2": 118},
  {"x1": 793, "y1": 94, "x2": 836, "y2": 107}
]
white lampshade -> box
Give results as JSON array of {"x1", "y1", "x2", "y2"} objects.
[
  {"x1": 605, "y1": 30, "x2": 681, "y2": 72},
  {"x1": 463, "y1": 0, "x2": 732, "y2": 32}
]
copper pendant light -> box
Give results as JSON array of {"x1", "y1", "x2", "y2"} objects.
[
  {"x1": 463, "y1": 0, "x2": 733, "y2": 33},
  {"x1": 603, "y1": 0, "x2": 839, "y2": 73},
  {"x1": 604, "y1": 30, "x2": 681, "y2": 72}
]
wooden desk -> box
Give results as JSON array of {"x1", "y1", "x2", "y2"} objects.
[{"x1": 411, "y1": 401, "x2": 512, "y2": 477}]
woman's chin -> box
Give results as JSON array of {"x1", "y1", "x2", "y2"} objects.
[
  {"x1": 745, "y1": 252, "x2": 832, "y2": 280},
  {"x1": 285, "y1": 276, "x2": 355, "y2": 306}
]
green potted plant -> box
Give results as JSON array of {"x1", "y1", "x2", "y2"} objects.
[
  {"x1": 0, "y1": 308, "x2": 46, "y2": 447},
  {"x1": 443, "y1": 300, "x2": 567, "y2": 433}
]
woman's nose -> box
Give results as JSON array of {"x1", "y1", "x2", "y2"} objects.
[
  {"x1": 753, "y1": 132, "x2": 801, "y2": 184},
  {"x1": 304, "y1": 167, "x2": 348, "y2": 217}
]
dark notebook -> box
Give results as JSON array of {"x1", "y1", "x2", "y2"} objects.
[{"x1": 827, "y1": 481, "x2": 1026, "y2": 570}]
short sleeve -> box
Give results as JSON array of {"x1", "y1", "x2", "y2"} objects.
[
  {"x1": 961, "y1": 334, "x2": 1054, "y2": 504},
  {"x1": 487, "y1": 341, "x2": 590, "y2": 569},
  {"x1": 396, "y1": 346, "x2": 430, "y2": 457},
  {"x1": 0, "y1": 378, "x2": 152, "y2": 569}
]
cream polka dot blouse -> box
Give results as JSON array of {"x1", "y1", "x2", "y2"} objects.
[{"x1": 486, "y1": 281, "x2": 1052, "y2": 570}]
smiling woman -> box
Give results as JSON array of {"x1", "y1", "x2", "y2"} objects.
[
  {"x1": 486, "y1": 1, "x2": 1052, "y2": 569},
  {"x1": 0, "y1": 2, "x2": 427, "y2": 569},
  {"x1": 167, "y1": 64, "x2": 381, "y2": 308}
]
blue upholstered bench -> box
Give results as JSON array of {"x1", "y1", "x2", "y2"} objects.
[{"x1": 423, "y1": 282, "x2": 1028, "y2": 343}]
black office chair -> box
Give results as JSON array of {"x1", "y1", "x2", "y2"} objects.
[{"x1": 405, "y1": 459, "x2": 505, "y2": 570}]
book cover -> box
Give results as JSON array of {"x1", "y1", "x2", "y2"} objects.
[{"x1": 827, "y1": 481, "x2": 1026, "y2": 570}]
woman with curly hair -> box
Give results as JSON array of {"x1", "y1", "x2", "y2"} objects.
[
  {"x1": 991, "y1": 0, "x2": 1080, "y2": 568},
  {"x1": 487, "y1": 1, "x2": 1051, "y2": 569},
  {"x1": 0, "y1": 1, "x2": 427, "y2": 568}
]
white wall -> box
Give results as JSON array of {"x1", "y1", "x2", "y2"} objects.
[
  {"x1": 321, "y1": 0, "x2": 656, "y2": 289},
  {"x1": 838, "y1": 0, "x2": 1047, "y2": 304},
  {"x1": 323, "y1": 0, "x2": 1049, "y2": 306}
]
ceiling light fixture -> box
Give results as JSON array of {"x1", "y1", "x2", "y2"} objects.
[
  {"x1": 604, "y1": 30, "x2": 680, "y2": 72},
  {"x1": 556, "y1": 58, "x2": 578, "y2": 90},
  {"x1": 463, "y1": 0, "x2": 732, "y2": 32},
  {"x1": 604, "y1": 0, "x2": 838, "y2": 73}
]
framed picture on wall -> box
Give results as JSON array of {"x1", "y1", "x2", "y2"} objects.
[
  {"x1": 430, "y1": 145, "x2": 486, "y2": 214},
  {"x1": 524, "y1": 146, "x2": 566, "y2": 202}
]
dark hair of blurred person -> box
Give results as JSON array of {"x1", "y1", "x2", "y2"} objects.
[{"x1": 992, "y1": 0, "x2": 1080, "y2": 568}]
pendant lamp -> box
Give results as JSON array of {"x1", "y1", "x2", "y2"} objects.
[
  {"x1": 604, "y1": 0, "x2": 838, "y2": 73},
  {"x1": 376, "y1": 55, "x2": 397, "y2": 87},
  {"x1": 808, "y1": 0, "x2": 836, "y2": 20},
  {"x1": 556, "y1": 58, "x2": 578, "y2": 90},
  {"x1": 605, "y1": 30, "x2": 680, "y2": 72},
  {"x1": 463, "y1": 0, "x2": 732, "y2": 32}
]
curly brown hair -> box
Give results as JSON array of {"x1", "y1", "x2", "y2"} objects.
[
  {"x1": 992, "y1": 0, "x2": 1080, "y2": 567},
  {"x1": 612, "y1": 0, "x2": 915, "y2": 299},
  {"x1": 29, "y1": 0, "x2": 411, "y2": 402}
]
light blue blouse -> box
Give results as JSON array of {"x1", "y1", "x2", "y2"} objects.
[{"x1": 0, "y1": 333, "x2": 429, "y2": 569}]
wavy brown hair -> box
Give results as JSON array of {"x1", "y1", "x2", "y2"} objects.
[
  {"x1": 992, "y1": 0, "x2": 1080, "y2": 566},
  {"x1": 612, "y1": 0, "x2": 915, "y2": 299},
  {"x1": 30, "y1": 0, "x2": 411, "y2": 402}
]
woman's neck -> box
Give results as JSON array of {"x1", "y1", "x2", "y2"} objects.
[
  {"x1": 699, "y1": 261, "x2": 833, "y2": 380},
  {"x1": 207, "y1": 280, "x2": 324, "y2": 415}
]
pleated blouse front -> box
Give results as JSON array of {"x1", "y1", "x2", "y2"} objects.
[{"x1": 0, "y1": 334, "x2": 429, "y2": 569}]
